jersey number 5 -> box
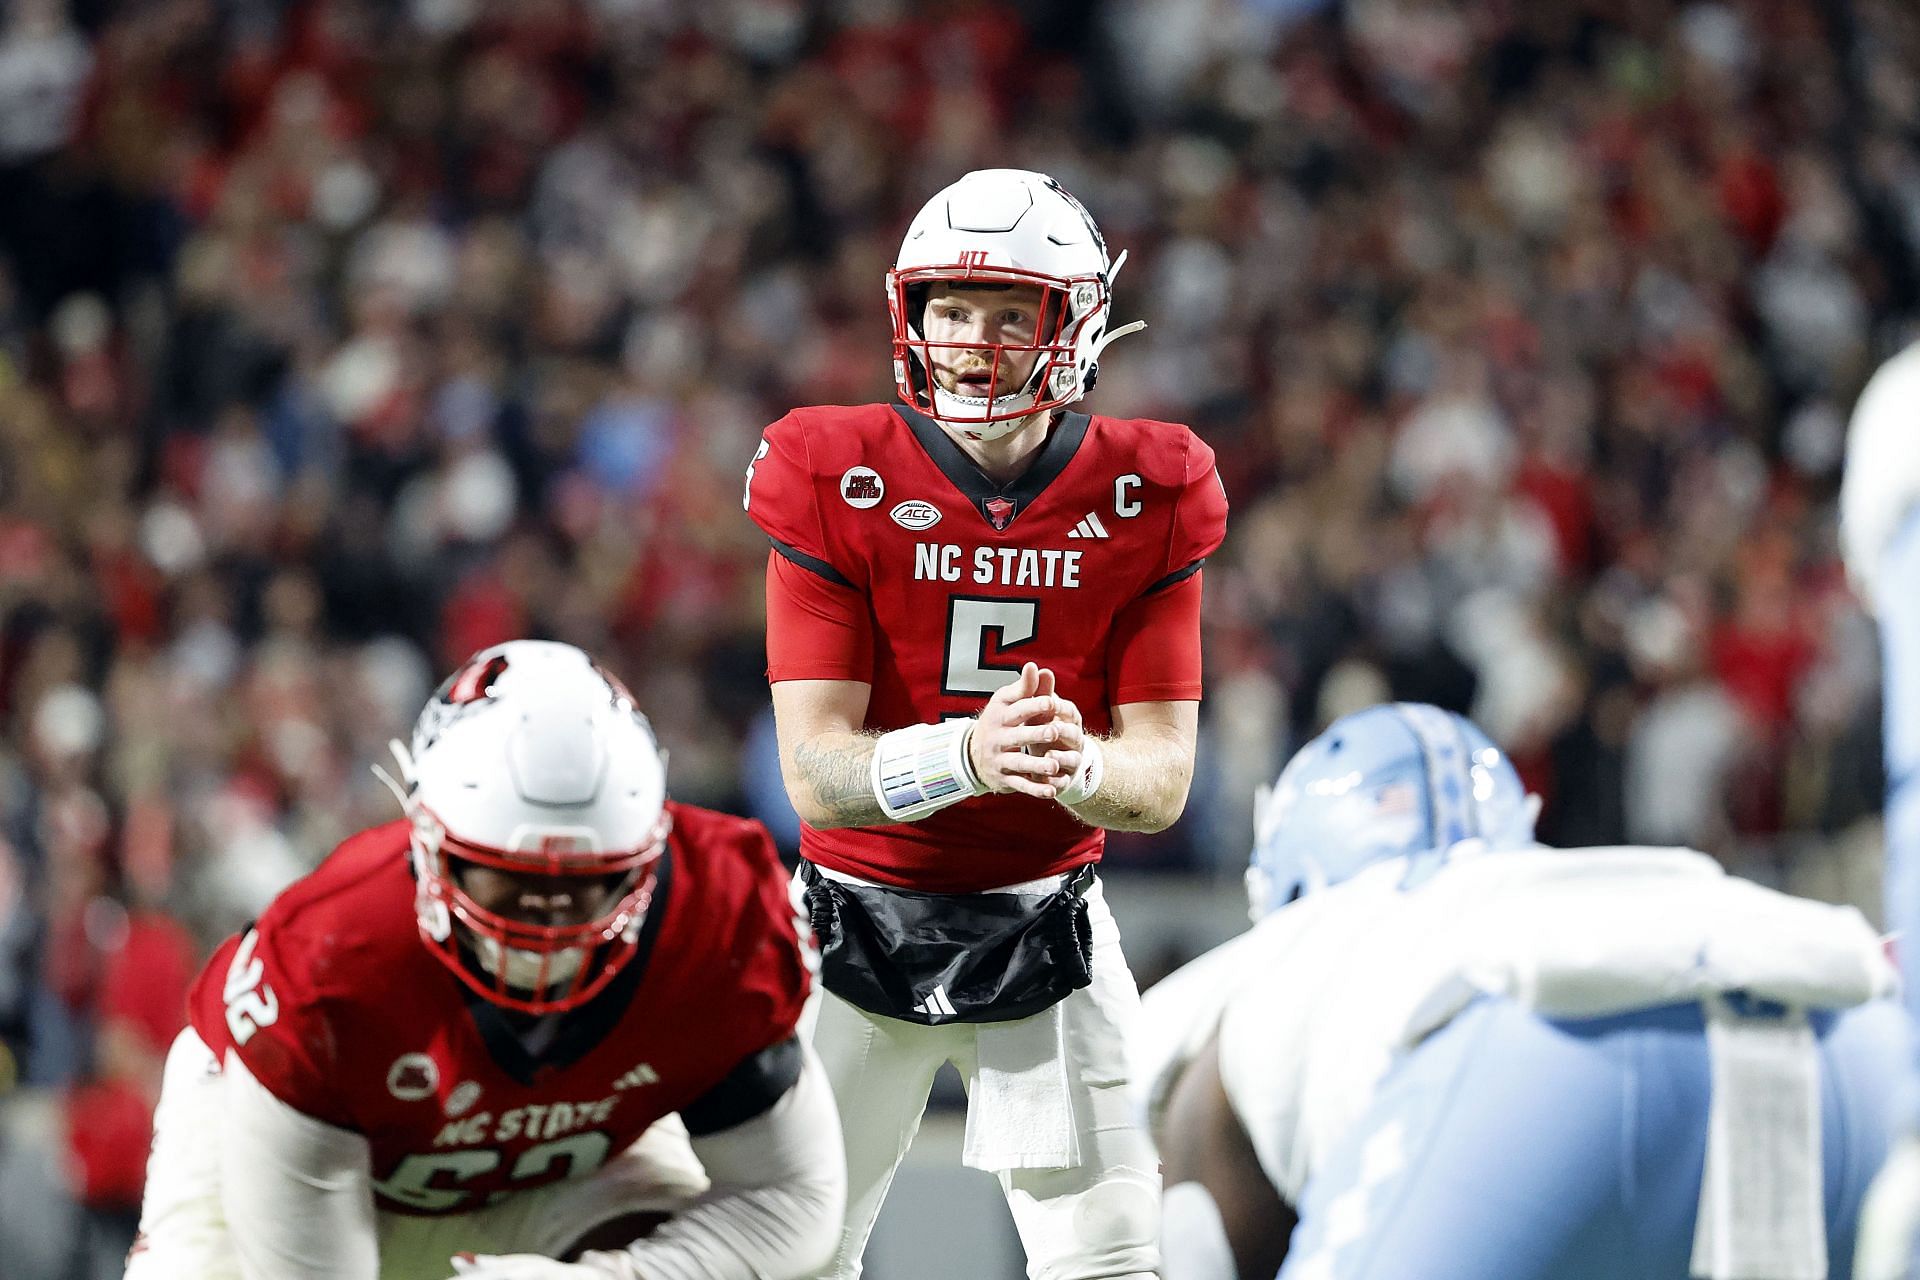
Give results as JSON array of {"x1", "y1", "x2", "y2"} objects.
[
  {"x1": 944, "y1": 597, "x2": 1039, "y2": 696},
  {"x1": 223, "y1": 929, "x2": 280, "y2": 1046}
]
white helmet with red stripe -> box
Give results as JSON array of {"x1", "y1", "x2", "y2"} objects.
[
  {"x1": 887, "y1": 168, "x2": 1144, "y2": 441},
  {"x1": 394, "y1": 640, "x2": 670, "y2": 1014}
]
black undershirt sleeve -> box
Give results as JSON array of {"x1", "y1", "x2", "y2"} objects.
[{"x1": 678, "y1": 1035, "x2": 804, "y2": 1136}]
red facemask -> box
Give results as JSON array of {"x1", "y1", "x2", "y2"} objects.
[{"x1": 410, "y1": 806, "x2": 671, "y2": 1015}]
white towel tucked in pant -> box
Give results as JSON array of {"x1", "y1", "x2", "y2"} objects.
[{"x1": 965, "y1": 998, "x2": 1080, "y2": 1171}]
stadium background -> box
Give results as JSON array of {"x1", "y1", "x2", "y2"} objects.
[{"x1": 0, "y1": 0, "x2": 1915, "y2": 1275}]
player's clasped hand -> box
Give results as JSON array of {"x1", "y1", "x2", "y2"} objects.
[
  {"x1": 969, "y1": 662, "x2": 1084, "y2": 799},
  {"x1": 1037, "y1": 678, "x2": 1085, "y2": 787}
]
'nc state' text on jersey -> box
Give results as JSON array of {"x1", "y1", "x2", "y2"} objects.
[
  {"x1": 432, "y1": 1094, "x2": 620, "y2": 1148},
  {"x1": 913, "y1": 542, "x2": 1083, "y2": 589}
]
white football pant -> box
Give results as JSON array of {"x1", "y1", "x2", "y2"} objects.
[{"x1": 802, "y1": 876, "x2": 1160, "y2": 1280}]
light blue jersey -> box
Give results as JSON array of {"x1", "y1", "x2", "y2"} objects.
[
  {"x1": 1135, "y1": 703, "x2": 1913, "y2": 1280},
  {"x1": 1135, "y1": 843, "x2": 1908, "y2": 1280},
  {"x1": 1278, "y1": 995, "x2": 1907, "y2": 1280}
]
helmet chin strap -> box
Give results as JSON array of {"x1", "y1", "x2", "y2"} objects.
[
  {"x1": 470, "y1": 933, "x2": 586, "y2": 991},
  {"x1": 929, "y1": 384, "x2": 1042, "y2": 440}
]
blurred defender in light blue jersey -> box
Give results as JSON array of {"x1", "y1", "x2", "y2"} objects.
[
  {"x1": 1130, "y1": 703, "x2": 1911, "y2": 1280},
  {"x1": 1842, "y1": 342, "x2": 1920, "y2": 1280}
]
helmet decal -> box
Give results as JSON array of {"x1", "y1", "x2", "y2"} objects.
[
  {"x1": 412, "y1": 651, "x2": 511, "y2": 759},
  {"x1": 589, "y1": 658, "x2": 638, "y2": 710},
  {"x1": 445, "y1": 652, "x2": 510, "y2": 705},
  {"x1": 1040, "y1": 175, "x2": 1108, "y2": 260},
  {"x1": 1393, "y1": 702, "x2": 1478, "y2": 848}
]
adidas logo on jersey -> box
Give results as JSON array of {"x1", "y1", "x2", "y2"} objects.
[
  {"x1": 613, "y1": 1063, "x2": 660, "y2": 1090},
  {"x1": 914, "y1": 984, "x2": 958, "y2": 1020},
  {"x1": 1067, "y1": 512, "x2": 1109, "y2": 540}
]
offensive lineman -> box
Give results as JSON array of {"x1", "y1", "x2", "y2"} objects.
[
  {"x1": 1132, "y1": 703, "x2": 1908, "y2": 1280},
  {"x1": 745, "y1": 168, "x2": 1227, "y2": 1279},
  {"x1": 124, "y1": 641, "x2": 842, "y2": 1280}
]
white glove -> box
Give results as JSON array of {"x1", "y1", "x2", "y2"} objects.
[
  {"x1": 1853, "y1": 1132, "x2": 1920, "y2": 1280},
  {"x1": 448, "y1": 1254, "x2": 613, "y2": 1280},
  {"x1": 1842, "y1": 341, "x2": 1920, "y2": 614}
]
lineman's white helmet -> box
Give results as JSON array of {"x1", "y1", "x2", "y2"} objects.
[
  {"x1": 887, "y1": 168, "x2": 1144, "y2": 441},
  {"x1": 392, "y1": 640, "x2": 671, "y2": 1015},
  {"x1": 1842, "y1": 341, "x2": 1920, "y2": 613}
]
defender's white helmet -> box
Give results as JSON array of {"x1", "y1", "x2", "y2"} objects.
[
  {"x1": 392, "y1": 641, "x2": 670, "y2": 1015},
  {"x1": 887, "y1": 168, "x2": 1144, "y2": 441}
]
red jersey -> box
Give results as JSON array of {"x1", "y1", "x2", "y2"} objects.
[
  {"x1": 187, "y1": 803, "x2": 810, "y2": 1217},
  {"x1": 746, "y1": 402, "x2": 1227, "y2": 891}
]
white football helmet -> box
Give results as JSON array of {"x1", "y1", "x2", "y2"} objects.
[
  {"x1": 387, "y1": 640, "x2": 671, "y2": 1015},
  {"x1": 887, "y1": 168, "x2": 1145, "y2": 440},
  {"x1": 1842, "y1": 340, "x2": 1920, "y2": 614}
]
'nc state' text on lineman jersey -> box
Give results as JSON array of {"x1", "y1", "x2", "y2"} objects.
[{"x1": 187, "y1": 804, "x2": 811, "y2": 1216}]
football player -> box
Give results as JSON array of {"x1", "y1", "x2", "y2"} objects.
[
  {"x1": 745, "y1": 168, "x2": 1227, "y2": 1279},
  {"x1": 124, "y1": 641, "x2": 842, "y2": 1280},
  {"x1": 1840, "y1": 343, "x2": 1920, "y2": 1280},
  {"x1": 1131, "y1": 703, "x2": 1908, "y2": 1280}
]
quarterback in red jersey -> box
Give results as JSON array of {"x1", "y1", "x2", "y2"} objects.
[
  {"x1": 125, "y1": 642, "x2": 841, "y2": 1280},
  {"x1": 746, "y1": 169, "x2": 1227, "y2": 1280}
]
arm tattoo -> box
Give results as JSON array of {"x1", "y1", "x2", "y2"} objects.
[{"x1": 791, "y1": 732, "x2": 887, "y2": 828}]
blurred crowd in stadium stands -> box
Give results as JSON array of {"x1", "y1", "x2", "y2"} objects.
[{"x1": 1, "y1": 0, "x2": 1919, "y2": 1270}]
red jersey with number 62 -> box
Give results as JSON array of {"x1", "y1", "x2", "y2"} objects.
[
  {"x1": 746, "y1": 402, "x2": 1227, "y2": 892},
  {"x1": 185, "y1": 804, "x2": 811, "y2": 1216}
]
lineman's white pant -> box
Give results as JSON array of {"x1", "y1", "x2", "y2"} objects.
[
  {"x1": 802, "y1": 875, "x2": 1160, "y2": 1280},
  {"x1": 123, "y1": 1029, "x2": 709, "y2": 1280}
]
